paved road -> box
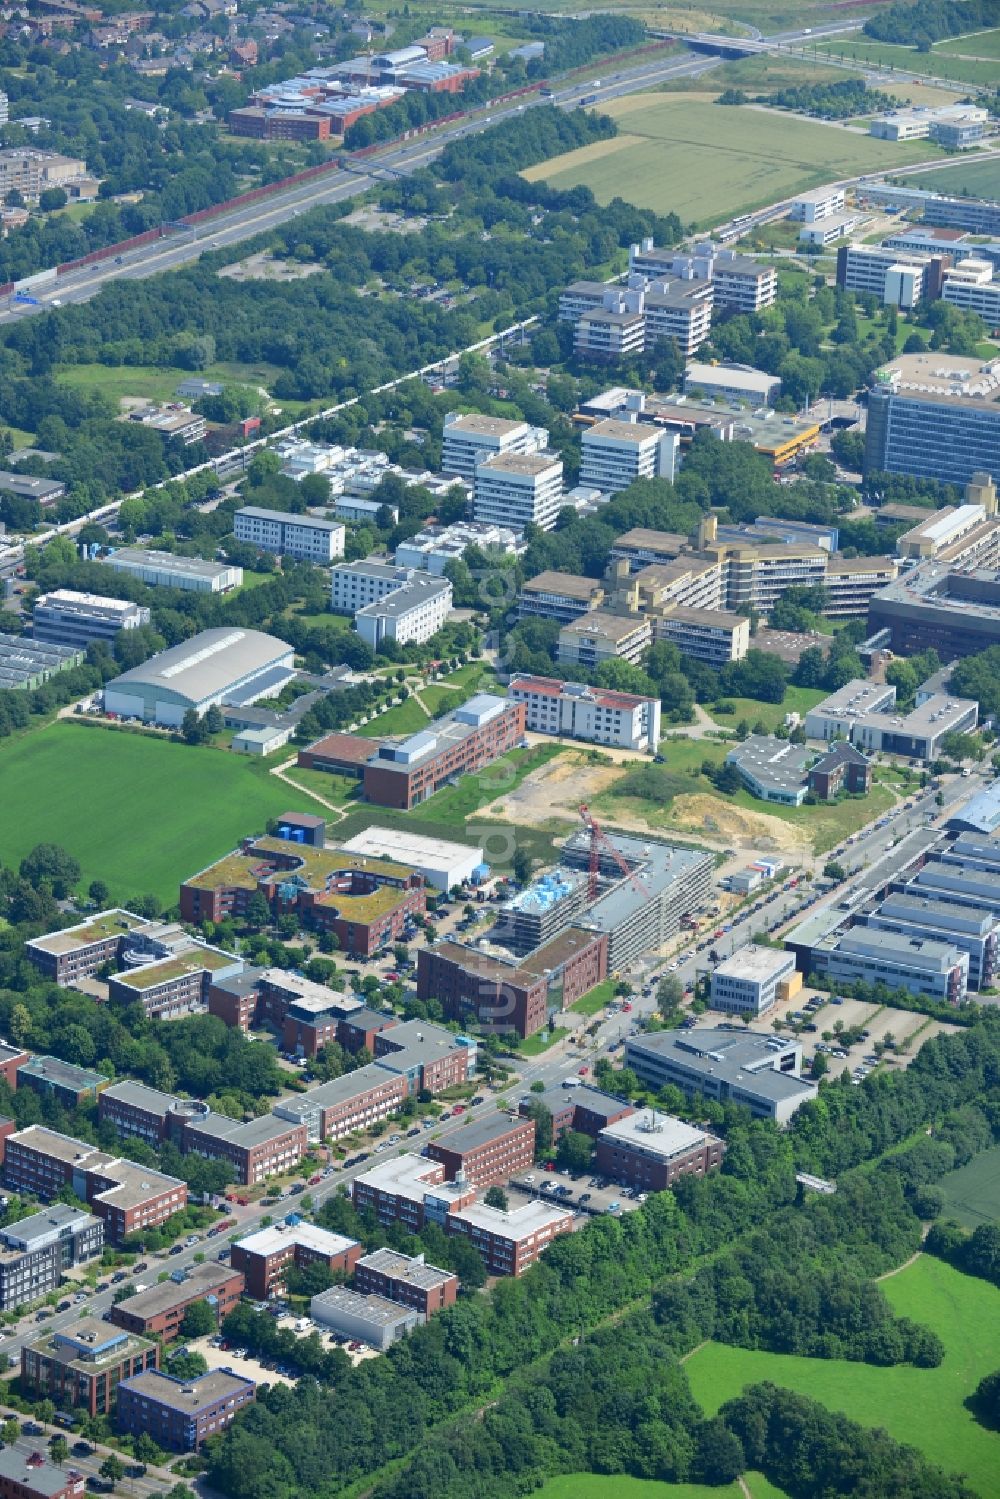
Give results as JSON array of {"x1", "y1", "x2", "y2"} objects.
[{"x1": 0, "y1": 48, "x2": 718, "y2": 326}]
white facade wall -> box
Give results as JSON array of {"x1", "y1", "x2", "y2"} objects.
[
  {"x1": 473, "y1": 456, "x2": 564, "y2": 533},
  {"x1": 234, "y1": 508, "x2": 345, "y2": 564}
]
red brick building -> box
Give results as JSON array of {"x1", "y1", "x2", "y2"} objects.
[
  {"x1": 445, "y1": 1199, "x2": 574, "y2": 1277},
  {"x1": 0, "y1": 1118, "x2": 15, "y2": 1166},
  {"x1": 351, "y1": 1153, "x2": 476, "y2": 1233},
  {"x1": 180, "y1": 1113, "x2": 307, "y2": 1187},
  {"x1": 297, "y1": 733, "x2": 385, "y2": 778},
  {"x1": 594, "y1": 1113, "x2": 725, "y2": 1193},
  {"x1": 228, "y1": 106, "x2": 332, "y2": 140},
  {"x1": 372, "y1": 1020, "x2": 473, "y2": 1095},
  {"x1": 0, "y1": 1043, "x2": 28, "y2": 1092},
  {"x1": 362, "y1": 697, "x2": 526, "y2": 812},
  {"x1": 181, "y1": 839, "x2": 425, "y2": 959},
  {"x1": 353, "y1": 1247, "x2": 457, "y2": 1318},
  {"x1": 519, "y1": 1085, "x2": 634, "y2": 1141},
  {"x1": 272, "y1": 1064, "x2": 408, "y2": 1143},
  {"x1": 21, "y1": 1319, "x2": 158, "y2": 1417},
  {"x1": 807, "y1": 742, "x2": 873, "y2": 801},
  {"x1": 116, "y1": 1367, "x2": 255, "y2": 1452},
  {"x1": 110, "y1": 1264, "x2": 245, "y2": 1341},
  {"x1": 231, "y1": 1223, "x2": 362, "y2": 1300},
  {"x1": 424, "y1": 1114, "x2": 535, "y2": 1188},
  {"x1": 0, "y1": 1447, "x2": 86, "y2": 1499},
  {"x1": 417, "y1": 927, "x2": 607, "y2": 1039}
]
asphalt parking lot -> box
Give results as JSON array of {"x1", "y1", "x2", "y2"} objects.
[{"x1": 509, "y1": 1167, "x2": 641, "y2": 1217}]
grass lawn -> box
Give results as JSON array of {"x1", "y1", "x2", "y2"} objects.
[
  {"x1": 0, "y1": 723, "x2": 297, "y2": 905},
  {"x1": 406, "y1": 744, "x2": 565, "y2": 831},
  {"x1": 939, "y1": 1144, "x2": 1000, "y2": 1231},
  {"x1": 521, "y1": 95, "x2": 938, "y2": 227},
  {"x1": 704, "y1": 687, "x2": 827, "y2": 736},
  {"x1": 814, "y1": 36, "x2": 1000, "y2": 87},
  {"x1": 419, "y1": 682, "x2": 468, "y2": 715},
  {"x1": 56, "y1": 359, "x2": 288, "y2": 409},
  {"x1": 280, "y1": 765, "x2": 362, "y2": 808},
  {"x1": 516, "y1": 1025, "x2": 570, "y2": 1057},
  {"x1": 357, "y1": 697, "x2": 432, "y2": 737},
  {"x1": 288, "y1": 608, "x2": 354, "y2": 631},
  {"x1": 536, "y1": 1475, "x2": 787, "y2": 1499},
  {"x1": 936, "y1": 26, "x2": 1000, "y2": 58},
  {"x1": 571, "y1": 978, "x2": 618, "y2": 1016},
  {"x1": 686, "y1": 1255, "x2": 1000, "y2": 1499}
]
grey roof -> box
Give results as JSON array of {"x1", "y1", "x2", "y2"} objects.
[
  {"x1": 626, "y1": 1027, "x2": 815, "y2": 1106},
  {"x1": 357, "y1": 572, "x2": 451, "y2": 621},
  {"x1": 811, "y1": 742, "x2": 870, "y2": 774},
  {"x1": 237, "y1": 505, "x2": 344, "y2": 534},
  {"x1": 118, "y1": 1367, "x2": 254, "y2": 1413},
  {"x1": 947, "y1": 779, "x2": 1000, "y2": 834},
  {"x1": 0, "y1": 470, "x2": 64, "y2": 499},
  {"x1": 106, "y1": 547, "x2": 233, "y2": 580},
  {"x1": 277, "y1": 1062, "x2": 399, "y2": 1115},
  {"x1": 311, "y1": 1284, "x2": 416, "y2": 1329},
  {"x1": 429, "y1": 1111, "x2": 529, "y2": 1154},
  {"x1": 0, "y1": 1446, "x2": 85, "y2": 1496},
  {"x1": 0, "y1": 1203, "x2": 97, "y2": 1249},
  {"x1": 107, "y1": 628, "x2": 292, "y2": 702},
  {"x1": 18, "y1": 1055, "x2": 108, "y2": 1093},
  {"x1": 356, "y1": 1247, "x2": 455, "y2": 1290},
  {"x1": 529, "y1": 1084, "x2": 631, "y2": 1120},
  {"x1": 562, "y1": 830, "x2": 712, "y2": 935},
  {"x1": 726, "y1": 735, "x2": 811, "y2": 794},
  {"x1": 185, "y1": 1113, "x2": 303, "y2": 1148},
  {"x1": 120, "y1": 1262, "x2": 239, "y2": 1321},
  {"x1": 102, "y1": 1079, "x2": 179, "y2": 1119},
  {"x1": 375, "y1": 1020, "x2": 465, "y2": 1072}
]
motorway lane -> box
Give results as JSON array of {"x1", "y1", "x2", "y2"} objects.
[{"x1": 0, "y1": 50, "x2": 718, "y2": 324}]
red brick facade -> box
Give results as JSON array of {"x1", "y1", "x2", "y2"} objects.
[
  {"x1": 231, "y1": 1230, "x2": 362, "y2": 1300},
  {"x1": 362, "y1": 700, "x2": 526, "y2": 811},
  {"x1": 594, "y1": 1131, "x2": 725, "y2": 1193},
  {"x1": 110, "y1": 1268, "x2": 245, "y2": 1341},
  {"x1": 424, "y1": 1116, "x2": 535, "y2": 1187}
]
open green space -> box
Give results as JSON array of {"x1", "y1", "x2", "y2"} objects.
[
  {"x1": 537, "y1": 1478, "x2": 786, "y2": 1499},
  {"x1": 406, "y1": 743, "x2": 565, "y2": 830},
  {"x1": 55, "y1": 360, "x2": 286, "y2": 409},
  {"x1": 521, "y1": 95, "x2": 939, "y2": 226},
  {"x1": 659, "y1": 51, "x2": 845, "y2": 93},
  {"x1": 939, "y1": 1143, "x2": 1000, "y2": 1231},
  {"x1": 704, "y1": 685, "x2": 827, "y2": 735},
  {"x1": 894, "y1": 158, "x2": 1000, "y2": 202},
  {"x1": 516, "y1": 1024, "x2": 571, "y2": 1057},
  {"x1": 686, "y1": 1254, "x2": 1000, "y2": 1499},
  {"x1": 280, "y1": 765, "x2": 362, "y2": 809},
  {"x1": 571, "y1": 977, "x2": 618, "y2": 1016},
  {"x1": 0, "y1": 723, "x2": 296, "y2": 905},
  {"x1": 418, "y1": 683, "x2": 467, "y2": 715},
  {"x1": 356, "y1": 697, "x2": 432, "y2": 738},
  {"x1": 935, "y1": 26, "x2": 1000, "y2": 59},
  {"x1": 815, "y1": 35, "x2": 1000, "y2": 87}
]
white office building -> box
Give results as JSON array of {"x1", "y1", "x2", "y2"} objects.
[
  {"x1": 798, "y1": 213, "x2": 862, "y2": 248},
  {"x1": 104, "y1": 549, "x2": 242, "y2": 594},
  {"x1": 941, "y1": 259, "x2": 1000, "y2": 324},
  {"x1": 32, "y1": 590, "x2": 150, "y2": 649},
  {"x1": 473, "y1": 452, "x2": 564, "y2": 533},
  {"x1": 331, "y1": 560, "x2": 415, "y2": 615},
  {"x1": 683, "y1": 363, "x2": 781, "y2": 405},
  {"x1": 508, "y1": 674, "x2": 661, "y2": 752},
  {"x1": 789, "y1": 186, "x2": 846, "y2": 222},
  {"x1": 710, "y1": 945, "x2": 796, "y2": 1017},
  {"x1": 579, "y1": 419, "x2": 679, "y2": 494},
  {"x1": 234, "y1": 507, "x2": 346, "y2": 564},
  {"x1": 836, "y1": 244, "x2": 929, "y2": 309},
  {"x1": 355, "y1": 573, "x2": 452, "y2": 649},
  {"x1": 394, "y1": 521, "x2": 521, "y2": 576},
  {"x1": 441, "y1": 412, "x2": 547, "y2": 482}
]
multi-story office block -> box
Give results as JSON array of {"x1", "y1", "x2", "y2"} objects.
[
  {"x1": 362, "y1": 694, "x2": 526, "y2": 811},
  {"x1": 441, "y1": 412, "x2": 546, "y2": 481},
  {"x1": 941, "y1": 259, "x2": 1000, "y2": 325},
  {"x1": 473, "y1": 452, "x2": 564, "y2": 533},
  {"x1": 31, "y1": 591, "x2": 151, "y2": 650},
  {"x1": 234, "y1": 507, "x2": 346, "y2": 564},
  {"x1": 0, "y1": 1206, "x2": 103, "y2": 1312},
  {"x1": 788, "y1": 186, "x2": 846, "y2": 222},
  {"x1": 812, "y1": 928, "x2": 969, "y2": 1003},
  {"x1": 231, "y1": 1223, "x2": 361, "y2": 1299},
  {"x1": 595, "y1": 1112, "x2": 725, "y2": 1191},
  {"x1": 22, "y1": 1320, "x2": 158, "y2": 1417},
  {"x1": 355, "y1": 573, "x2": 452, "y2": 649},
  {"x1": 556, "y1": 612, "x2": 651, "y2": 669},
  {"x1": 865, "y1": 353, "x2": 1000, "y2": 486},
  {"x1": 579, "y1": 418, "x2": 678, "y2": 492},
  {"x1": 331, "y1": 559, "x2": 415, "y2": 613},
  {"x1": 423, "y1": 1114, "x2": 535, "y2": 1187},
  {"x1": 710, "y1": 946, "x2": 798, "y2": 1018},
  {"x1": 507, "y1": 675, "x2": 661, "y2": 752},
  {"x1": 624, "y1": 1029, "x2": 816, "y2": 1124},
  {"x1": 117, "y1": 1368, "x2": 255, "y2": 1451},
  {"x1": 110, "y1": 1263, "x2": 244, "y2": 1341},
  {"x1": 353, "y1": 1248, "x2": 457, "y2": 1319}
]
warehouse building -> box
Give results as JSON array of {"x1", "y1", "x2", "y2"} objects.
[
  {"x1": 234, "y1": 506, "x2": 346, "y2": 564},
  {"x1": 103, "y1": 548, "x2": 242, "y2": 593},
  {"x1": 0, "y1": 637, "x2": 83, "y2": 691},
  {"x1": 31, "y1": 590, "x2": 151, "y2": 650},
  {"x1": 624, "y1": 1029, "x2": 816, "y2": 1124},
  {"x1": 104, "y1": 628, "x2": 295, "y2": 727},
  {"x1": 683, "y1": 362, "x2": 781, "y2": 405},
  {"x1": 339, "y1": 828, "x2": 483, "y2": 891},
  {"x1": 310, "y1": 1285, "x2": 420, "y2": 1350}
]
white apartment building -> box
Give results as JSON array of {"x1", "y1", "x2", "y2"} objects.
[
  {"x1": 394, "y1": 520, "x2": 521, "y2": 575},
  {"x1": 710, "y1": 945, "x2": 796, "y2": 1018},
  {"x1": 643, "y1": 282, "x2": 714, "y2": 357},
  {"x1": 441, "y1": 412, "x2": 546, "y2": 482},
  {"x1": 789, "y1": 186, "x2": 846, "y2": 222},
  {"x1": 798, "y1": 213, "x2": 862, "y2": 248},
  {"x1": 508, "y1": 674, "x2": 662, "y2": 752},
  {"x1": 331, "y1": 560, "x2": 415, "y2": 614},
  {"x1": 234, "y1": 506, "x2": 346, "y2": 564},
  {"x1": 627, "y1": 239, "x2": 776, "y2": 312},
  {"x1": 355, "y1": 573, "x2": 453, "y2": 650},
  {"x1": 580, "y1": 418, "x2": 679, "y2": 493},
  {"x1": 473, "y1": 452, "x2": 564, "y2": 533},
  {"x1": 941, "y1": 259, "x2": 1000, "y2": 324},
  {"x1": 334, "y1": 497, "x2": 399, "y2": 525}
]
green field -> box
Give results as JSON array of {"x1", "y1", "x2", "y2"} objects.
[
  {"x1": 0, "y1": 724, "x2": 297, "y2": 905},
  {"x1": 358, "y1": 697, "x2": 433, "y2": 738},
  {"x1": 55, "y1": 360, "x2": 289, "y2": 409},
  {"x1": 939, "y1": 1144, "x2": 1000, "y2": 1231},
  {"x1": 815, "y1": 36, "x2": 1000, "y2": 87},
  {"x1": 521, "y1": 95, "x2": 938, "y2": 226},
  {"x1": 935, "y1": 26, "x2": 1000, "y2": 59},
  {"x1": 571, "y1": 978, "x2": 618, "y2": 1016},
  {"x1": 537, "y1": 1473, "x2": 788, "y2": 1499},
  {"x1": 894, "y1": 159, "x2": 1000, "y2": 202},
  {"x1": 704, "y1": 686, "x2": 827, "y2": 736},
  {"x1": 280, "y1": 764, "x2": 362, "y2": 808},
  {"x1": 686, "y1": 1255, "x2": 1000, "y2": 1499}
]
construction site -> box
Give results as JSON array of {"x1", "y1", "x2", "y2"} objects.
[{"x1": 416, "y1": 807, "x2": 713, "y2": 1038}]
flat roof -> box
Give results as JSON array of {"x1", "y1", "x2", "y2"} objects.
[
  {"x1": 278, "y1": 1062, "x2": 404, "y2": 1116},
  {"x1": 357, "y1": 573, "x2": 451, "y2": 621},
  {"x1": 598, "y1": 1110, "x2": 712, "y2": 1159},
  {"x1": 559, "y1": 611, "x2": 648, "y2": 642},
  {"x1": 0, "y1": 1447, "x2": 85, "y2": 1497},
  {"x1": 237, "y1": 505, "x2": 344, "y2": 534},
  {"x1": 352, "y1": 1151, "x2": 470, "y2": 1207},
  {"x1": 106, "y1": 547, "x2": 235, "y2": 580},
  {"x1": 727, "y1": 735, "x2": 811, "y2": 793},
  {"x1": 874, "y1": 351, "x2": 1000, "y2": 409},
  {"x1": 121, "y1": 1262, "x2": 240, "y2": 1320},
  {"x1": 305, "y1": 731, "x2": 385, "y2": 766},
  {"x1": 356, "y1": 1247, "x2": 454, "y2": 1291},
  {"x1": 26, "y1": 908, "x2": 147, "y2": 957},
  {"x1": 626, "y1": 1028, "x2": 816, "y2": 1105},
  {"x1": 30, "y1": 1317, "x2": 154, "y2": 1368},
  {"x1": 340, "y1": 826, "x2": 482, "y2": 869},
  {"x1": 0, "y1": 1203, "x2": 96, "y2": 1249},
  {"x1": 18, "y1": 1055, "x2": 108, "y2": 1092},
  {"x1": 119, "y1": 1367, "x2": 254, "y2": 1412},
  {"x1": 430, "y1": 1111, "x2": 529, "y2": 1155},
  {"x1": 101, "y1": 1080, "x2": 180, "y2": 1118},
  {"x1": 807, "y1": 679, "x2": 896, "y2": 719},
  {"x1": 477, "y1": 452, "x2": 560, "y2": 476},
  {"x1": 612, "y1": 527, "x2": 688, "y2": 554},
  {"x1": 311, "y1": 1284, "x2": 415, "y2": 1328},
  {"x1": 445, "y1": 413, "x2": 528, "y2": 438},
  {"x1": 522, "y1": 570, "x2": 601, "y2": 599},
  {"x1": 449, "y1": 1198, "x2": 573, "y2": 1240},
  {"x1": 234, "y1": 1221, "x2": 358, "y2": 1259},
  {"x1": 713, "y1": 945, "x2": 794, "y2": 982},
  {"x1": 584, "y1": 417, "x2": 663, "y2": 444}
]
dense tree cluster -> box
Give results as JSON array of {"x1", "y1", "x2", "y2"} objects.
[
  {"x1": 769, "y1": 78, "x2": 898, "y2": 119},
  {"x1": 864, "y1": 0, "x2": 1000, "y2": 46}
]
